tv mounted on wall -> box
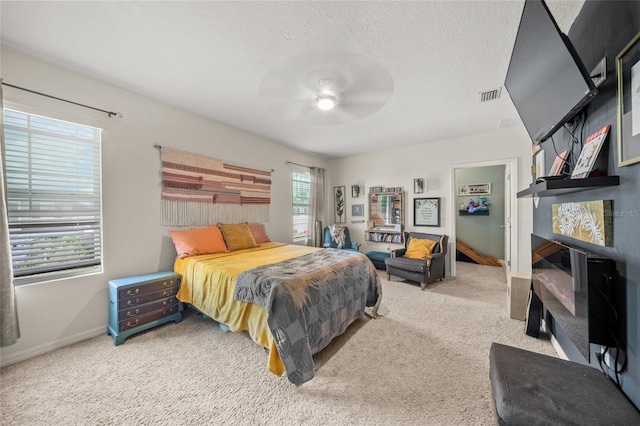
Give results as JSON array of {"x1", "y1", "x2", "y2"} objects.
[
  {"x1": 505, "y1": 0, "x2": 598, "y2": 144},
  {"x1": 531, "y1": 234, "x2": 616, "y2": 361}
]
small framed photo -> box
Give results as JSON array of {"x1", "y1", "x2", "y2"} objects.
[
  {"x1": 616, "y1": 31, "x2": 640, "y2": 167},
  {"x1": 414, "y1": 197, "x2": 440, "y2": 227},
  {"x1": 533, "y1": 149, "x2": 545, "y2": 181},
  {"x1": 351, "y1": 185, "x2": 360, "y2": 198},
  {"x1": 413, "y1": 178, "x2": 424, "y2": 194},
  {"x1": 351, "y1": 204, "x2": 364, "y2": 217}
]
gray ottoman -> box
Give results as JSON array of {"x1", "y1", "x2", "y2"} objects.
[{"x1": 489, "y1": 342, "x2": 640, "y2": 425}]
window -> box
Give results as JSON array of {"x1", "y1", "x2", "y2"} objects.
[
  {"x1": 292, "y1": 170, "x2": 310, "y2": 243},
  {"x1": 3, "y1": 108, "x2": 102, "y2": 284}
]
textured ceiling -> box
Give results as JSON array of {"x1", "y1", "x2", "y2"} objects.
[{"x1": 0, "y1": 1, "x2": 584, "y2": 159}]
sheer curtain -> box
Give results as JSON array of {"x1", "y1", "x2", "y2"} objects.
[
  {"x1": 1, "y1": 80, "x2": 21, "y2": 346},
  {"x1": 308, "y1": 167, "x2": 325, "y2": 247}
]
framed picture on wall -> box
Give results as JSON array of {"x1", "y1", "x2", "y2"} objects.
[
  {"x1": 456, "y1": 183, "x2": 491, "y2": 196},
  {"x1": 334, "y1": 186, "x2": 345, "y2": 223},
  {"x1": 414, "y1": 197, "x2": 440, "y2": 227},
  {"x1": 616, "y1": 31, "x2": 640, "y2": 167},
  {"x1": 351, "y1": 204, "x2": 364, "y2": 217}
]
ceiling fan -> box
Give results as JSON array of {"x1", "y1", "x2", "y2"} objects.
[{"x1": 258, "y1": 51, "x2": 395, "y2": 125}]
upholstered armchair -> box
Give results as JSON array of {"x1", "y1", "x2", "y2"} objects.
[
  {"x1": 323, "y1": 225, "x2": 361, "y2": 252},
  {"x1": 384, "y1": 232, "x2": 448, "y2": 290}
]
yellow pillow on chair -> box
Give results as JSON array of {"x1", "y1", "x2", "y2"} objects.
[{"x1": 404, "y1": 238, "x2": 437, "y2": 260}]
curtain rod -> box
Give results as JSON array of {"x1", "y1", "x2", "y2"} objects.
[
  {"x1": 286, "y1": 160, "x2": 311, "y2": 169},
  {"x1": 1, "y1": 82, "x2": 123, "y2": 118},
  {"x1": 154, "y1": 144, "x2": 274, "y2": 173}
]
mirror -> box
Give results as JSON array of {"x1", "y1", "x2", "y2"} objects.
[{"x1": 369, "y1": 192, "x2": 404, "y2": 229}]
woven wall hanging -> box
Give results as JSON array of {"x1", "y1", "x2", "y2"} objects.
[{"x1": 159, "y1": 146, "x2": 271, "y2": 226}]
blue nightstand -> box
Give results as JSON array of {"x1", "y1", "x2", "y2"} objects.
[{"x1": 108, "y1": 271, "x2": 183, "y2": 345}]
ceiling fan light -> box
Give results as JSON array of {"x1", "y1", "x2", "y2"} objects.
[{"x1": 316, "y1": 93, "x2": 338, "y2": 110}]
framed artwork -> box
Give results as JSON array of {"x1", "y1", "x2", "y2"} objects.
[
  {"x1": 616, "y1": 31, "x2": 640, "y2": 167},
  {"x1": 351, "y1": 185, "x2": 360, "y2": 198},
  {"x1": 571, "y1": 125, "x2": 611, "y2": 179},
  {"x1": 552, "y1": 200, "x2": 612, "y2": 246},
  {"x1": 414, "y1": 178, "x2": 424, "y2": 194},
  {"x1": 369, "y1": 186, "x2": 383, "y2": 193},
  {"x1": 548, "y1": 149, "x2": 570, "y2": 176},
  {"x1": 351, "y1": 204, "x2": 364, "y2": 217},
  {"x1": 456, "y1": 183, "x2": 491, "y2": 196},
  {"x1": 533, "y1": 149, "x2": 545, "y2": 181},
  {"x1": 414, "y1": 197, "x2": 440, "y2": 227},
  {"x1": 334, "y1": 186, "x2": 345, "y2": 223}
]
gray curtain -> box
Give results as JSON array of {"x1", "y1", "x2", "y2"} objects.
[
  {"x1": 308, "y1": 167, "x2": 325, "y2": 247},
  {"x1": 0, "y1": 79, "x2": 20, "y2": 346}
]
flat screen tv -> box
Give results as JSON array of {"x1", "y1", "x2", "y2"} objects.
[
  {"x1": 531, "y1": 234, "x2": 615, "y2": 361},
  {"x1": 505, "y1": 0, "x2": 598, "y2": 144}
]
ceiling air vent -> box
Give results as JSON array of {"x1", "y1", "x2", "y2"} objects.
[{"x1": 480, "y1": 88, "x2": 502, "y2": 102}]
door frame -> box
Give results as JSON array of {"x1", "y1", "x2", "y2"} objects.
[{"x1": 449, "y1": 158, "x2": 519, "y2": 277}]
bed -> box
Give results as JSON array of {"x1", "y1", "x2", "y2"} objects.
[{"x1": 174, "y1": 241, "x2": 381, "y2": 385}]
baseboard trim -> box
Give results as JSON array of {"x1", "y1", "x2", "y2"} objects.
[{"x1": 0, "y1": 326, "x2": 106, "y2": 367}]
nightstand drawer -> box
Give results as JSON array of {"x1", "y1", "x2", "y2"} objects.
[
  {"x1": 117, "y1": 276, "x2": 178, "y2": 299},
  {"x1": 118, "y1": 286, "x2": 178, "y2": 310},
  {"x1": 118, "y1": 305, "x2": 180, "y2": 332},
  {"x1": 118, "y1": 296, "x2": 178, "y2": 320}
]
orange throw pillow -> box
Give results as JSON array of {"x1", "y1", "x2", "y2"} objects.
[
  {"x1": 404, "y1": 237, "x2": 437, "y2": 260},
  {"x1": 248, "y1": 222, "x2": 271, "y2": 244},
  {"x1": 170, "y1": 226, "x2": 228, "y2": 258}
]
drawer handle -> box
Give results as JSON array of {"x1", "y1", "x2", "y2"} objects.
[
  {"x1": 127, "y1": 298, "x2": 140, "y2": 306},
  {"x1": 163, "y1": 280, "x2": 173, "y2": 287},
  {"x1": 162, "y1": 307, "x2": 174, "y2": 315},
  {"x1": 126, "y1": 319, "x2": 139, "y2": 327},
  {"x1": 162, "y1": 290, "x2": 173, "y2": 296},
  {"x1": 126, "y1": 288, "x2": 140, "y2": 296},
  {"x1": 126, "y1": 309, "x2": 140, "y2": 317},
  {"x1": 162, "y1": 300, "x2": 169, "y2": 306}
]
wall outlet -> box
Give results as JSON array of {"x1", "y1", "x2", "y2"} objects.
[{"x1": 601, "y1": 347, "x2": 626, "y2": 372}]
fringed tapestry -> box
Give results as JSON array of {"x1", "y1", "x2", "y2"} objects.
[{"x1": 160, "y1": 146, "x2": 271, "y2": 226}]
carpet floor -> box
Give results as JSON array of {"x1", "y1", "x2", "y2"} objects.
[{"x1": 0, "y1": 262, "x2": 556, "y2": 425}]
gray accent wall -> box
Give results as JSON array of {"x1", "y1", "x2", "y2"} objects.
[{"x1": 531, "y1": 1, "x2": 640, "y2": 410}]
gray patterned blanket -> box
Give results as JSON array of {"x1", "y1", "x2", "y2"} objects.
[{"x1": 234, "y1": 248, "x2": 381, "y2": 385}]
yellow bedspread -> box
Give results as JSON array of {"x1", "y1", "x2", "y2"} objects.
[{"x1": 174, "y1": 242, "x2": 322, "y2": 376}]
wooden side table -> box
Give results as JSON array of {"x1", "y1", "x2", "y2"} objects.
[{"x1": 108, "y1": 271, "x2": 183, "y2": 345}]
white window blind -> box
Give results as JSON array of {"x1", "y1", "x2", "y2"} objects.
[
  {"x1": 3, "y1": 108, "x2": 102, "y2": 283},
  {"x1": 292, "y1": 170, "x2": 310, "y2": 243}
]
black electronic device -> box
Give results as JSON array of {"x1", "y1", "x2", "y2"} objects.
[
  {"x1": 505, "y1": 0, "x2": 598, "y2": 144},
  {"x1": 531, "y1": 234, "x2": 617, "y2": 361}
]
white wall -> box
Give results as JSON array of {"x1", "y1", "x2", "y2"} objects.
[
  {"x1": 0, "y1": 47, "x2": 327, "y2": 365},
  {"x1": 326, "y1": 126, "x2": 534, "y2": 272}
]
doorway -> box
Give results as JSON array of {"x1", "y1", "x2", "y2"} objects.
[{"x1": 449, "y1": 158, "x2": 518, "y2": 277}]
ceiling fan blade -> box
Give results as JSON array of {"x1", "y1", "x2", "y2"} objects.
[{"x1": 258, "y1": 51, "x2": 394, "y2": 124}]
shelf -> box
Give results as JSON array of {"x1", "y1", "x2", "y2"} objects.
[
  {"x1": 459, "y1": 210, "x2": 489, "y2": 216},
  {"x1": 517, "y1": 176, "x2": 619, "y2": 198},
  {"x1": 365, "y1": 230, "x2": 404, "y2": 244}
]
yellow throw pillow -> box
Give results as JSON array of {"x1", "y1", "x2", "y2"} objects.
[
  {"x1": 170, "y1": 226, "x2": 228, "y2": 259},
  {"x1": 218, "y1": 222, "x2": 259, "y2": 251},
  {"x1": 404, "y1": 237, "x2": 437, "y2": 260}
]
